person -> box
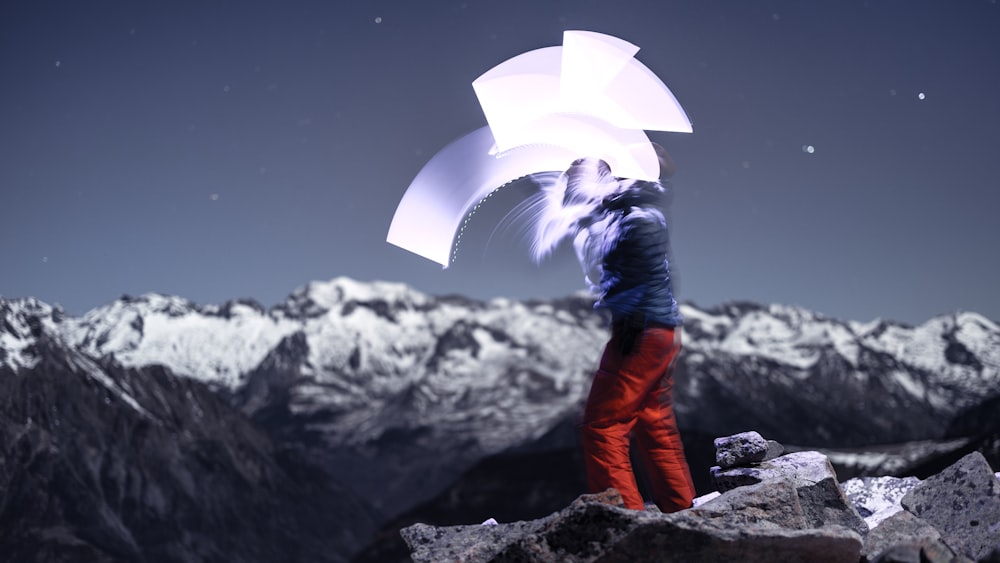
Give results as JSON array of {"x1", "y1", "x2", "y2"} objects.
[{"x1": 528, "y1": 145, "x2": 695, "y2": 512}]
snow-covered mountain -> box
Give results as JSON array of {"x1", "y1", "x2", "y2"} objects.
[
  {"x1": 674, "y1": 301, "x2": 1000, "y2": 447},
  {"x1": 2, "y1": 277, "x2": 999, "y2": 522},
  {"x1": 1, "y1": 279, "x2": 607, "y2": 519},
  {"x1": 0, "y1": 317, "x2": 376, "y2": 561}
]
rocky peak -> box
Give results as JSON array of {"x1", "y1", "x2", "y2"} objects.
[
  {"x1": 0, "y1": 338, "x2": 377, "y2": 561},
  {"x1": 0, "y1": 296, "x2": 65, "y2": 370},
  {"x1": 273, "y1": 277, "x2": 433, "y2": 319},
  {"x1": 401, "y1": 434, "x2": 1000, "y2": 563}
]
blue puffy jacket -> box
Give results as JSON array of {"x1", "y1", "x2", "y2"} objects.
[{"x1": 573, "y1": 179, "x2": 682, "y2": 327}]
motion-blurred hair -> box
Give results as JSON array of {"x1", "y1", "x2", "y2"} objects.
[{"x1": 524, "y1": 157, "x2": 619, "y2": 263}]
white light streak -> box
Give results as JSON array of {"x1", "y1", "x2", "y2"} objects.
[{"x1": 387, "y1": 31, "x2": 692, "y2": 267}]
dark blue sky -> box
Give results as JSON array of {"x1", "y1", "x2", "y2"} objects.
[{"x1": 2, "y1": 0, "x2": 998, "y2": 325}]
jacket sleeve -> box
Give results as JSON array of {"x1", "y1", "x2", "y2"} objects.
[{"x1": 574, "y1": 227, "x2": 603, "y2": 295}]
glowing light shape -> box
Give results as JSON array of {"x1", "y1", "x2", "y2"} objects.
[
  {"x1": 387, "y1": 30, "x2": 692, "y2": 268},
  {"x1": 386, "y1": 126, "x2": 582, "y2": 267}
]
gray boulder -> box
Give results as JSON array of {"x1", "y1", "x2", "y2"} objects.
[
  {"x1": 712, "y1": 450, "x2": 835, "y2": 491},
  {"x1": 712, "y1": 431, "x2": 784, "y2": 469},
  {"x1": 900, "y1": 451, "x2": 1000, "y2": 561},
  {"x1": 714, "y1": 431, "x2": 770, "y2": 468},
  {"x1": 602, "y1": 517, "x2": 862, "y2": 563},
  {"x1": 712, "y1": 450, "x2": 867, "y2": 536},
  {"x1": 401, "y1": 518, "x2": 552, "y2": 563},
  {"x1": 493, "y1": 491, "x2": 862, "y2": 563},
  {"x1": 401, "y1": 442, "x2": 999, "y2": 563},
  {"x1": 869, "y1": 537, "x2": 966, "y2": 563},
  {"x1": 981, "y1": 544, "x2": 1000, "y2": 563},
  {"x1": 401, "y1": 489, "x2": 630, "y2": 563},
  {"x1": 690, "y1": 478, "x2": 809, "y2": 530},
  {"x1": 405, "y1": 480, "x2": 865, "y2": 563},
  {"x1": 861, "y1": 510, "x2": 948, "y2": 562},
  {"x1": 765, "y1": 439, "x2": 785, "y2": 461},
  {"x1": 492, "y1": 498, "x2": 654, "y2": 562}
]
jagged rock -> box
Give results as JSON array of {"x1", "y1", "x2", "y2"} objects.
[
  {"x1": 400, "y1": 439, "x2": 998, "y2": 563},
  {"x1": 405, "y1": 478, "x2": 864, "y2": 563},
  {"x1": 602, "y1": 518, "x2": 862, "y2": 563},
  {"x1": 764, "y1": 439, "x2": 784, "y2": 461},
  {"x1": 841, "y1": 475, "x2": 922, "y2": 529},
  {"x1": 900, "y1": 451, "x2": 1000, "y2": 561},
  {"x1": 690, "y1": 478, "x2": 809, "y2": 530},
  {"x1": 575, "y1": 488, "x2": 625, "y2": 509},
  {"x1": 494, "y1": 499, "x2": 653, "y2": 562},
  {"x1": 869, "y1": 538, "x2": 966, "y2": 563},
  {"x1": 400, "y1": 490, "x2": 628, "y2": 563},
  {"x1": 981, "y1": 544, "x2": 1000, "y2": 563},
  {"x1": 493, "y1": 505, "x2": 861, "y2": 563},
  {"x1": 401, "y1": 519, "x2": 550, "y2": 563},
  {"x1": 712, "y1": 451, "x2": 832, "y2": 491},
  {"x1": 494, "y1": 499, "x2": 863, "y2": 563},
  {"x1": 715, "y1": 431, "x2": 770, "y2": 468},
  {"x1": 712, "y1": 451, "x2": 867, "y2": 536},
  {"x1": 861, "y1": 511, "x2": 946, "y2": 562}
]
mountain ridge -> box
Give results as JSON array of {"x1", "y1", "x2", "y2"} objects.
[
  {"x1": 2, "y1": 277, "x2": 998, "y2": 526},
  {"x1": 0, "y1": 330, "x2": 375, "y2": 562}
]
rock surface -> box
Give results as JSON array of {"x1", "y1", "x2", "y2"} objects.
[
  {"x1": 861, "y1": 511, "x2": 947, "y2": 562},
  {"x1": 600, "y1": 519, "x2": 862, "y2": 563},
  {"x1": 403, "y1": 448, "x2": 868, "y2": 563},
  {"x1": 403, "y1": 440, "x2": 1000, "y2": 563},
  {"x1": 712, "y1": 450, "x2": 868, "y2": 536},
  {"x1": 900, "y1": 451, "x2": 1000, "y2": 561},
  {"x1": 690, "y1": 478, "x2": 809, "y2": 530},
  {"x1": 403, "y1": 492, "x2": 864, "y2": 563},
  {"x1": 714, "y1": 431, "x2": 770, "y2": 468},
  {"x1": 869, "y1": 538, "x2": 965, "y2": 563}
]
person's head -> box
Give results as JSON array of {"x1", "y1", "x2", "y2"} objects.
[
  {"x1": 517, "y1": 145, "x2": 675, "y2": 263},
  {"x1": 526, "y1": 157, "x2": 619, "y2": 263},
  {"x1": 562, "y1": 157, "x2": 615, "y2": 210}
]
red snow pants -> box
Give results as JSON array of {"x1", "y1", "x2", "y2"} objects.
[{"x1": 582, "y1": 322, "x2": 695, "y2": 512}]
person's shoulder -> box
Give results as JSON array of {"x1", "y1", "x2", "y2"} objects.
[{"x1": 623, "y1": 206, "x2": 665, "y2": 227}]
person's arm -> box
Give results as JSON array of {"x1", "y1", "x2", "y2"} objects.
[{"x1": 573, "y1": 227, "x2": 602, "y2": 295}]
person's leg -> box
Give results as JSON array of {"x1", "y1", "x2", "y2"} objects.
[
  {"x1": 582, "y1": 324, "x2": 679, "y2": 510},
  {"x1": 633, "y1": 329, "x2": 695, "y2": 512}
]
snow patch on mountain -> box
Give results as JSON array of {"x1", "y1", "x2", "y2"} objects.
[
  {"x1": 679, "y1": 302, "x2": 999, "y2": 404},
  {"x1": 286, "y1": 287, "x2": 607, "y2": 453},
  {"x1": 67, "y1": 349, "x2": 152, "y2": 418},
  {"x1": 0, "y1": 297, "x2": 63, "y2": 370},
  {"x1": 63, "y1": 294, "x2": 298, "y2": 388},
  {"x1": 3, "y1": 281, "x2": 998, "y2": 408},
  {"x1": 681, "y1": 303, "x2": 858, "y2": 371},
  {"x1": 955, "y1": 312, "x2": 1000, "y2": 365}
]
